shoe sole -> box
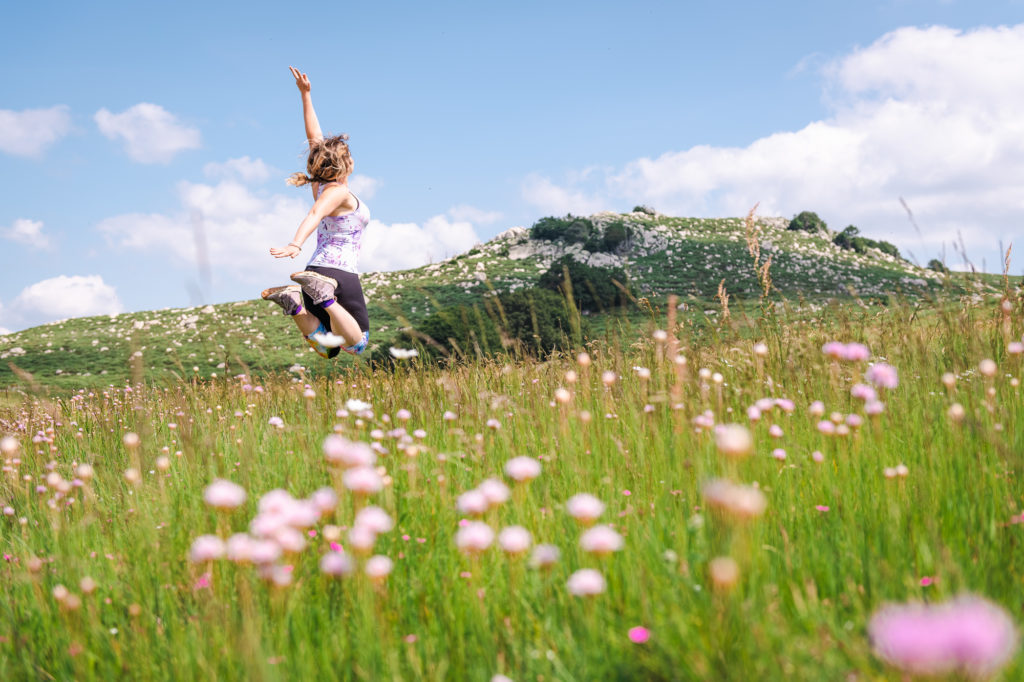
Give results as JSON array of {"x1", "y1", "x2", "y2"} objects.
[
  {"x1": 290, "y1": 271, "x2": 338, "y2": 304},
  {"x1": 261, "y1": 285, "x2": 302, "y2": 314}
]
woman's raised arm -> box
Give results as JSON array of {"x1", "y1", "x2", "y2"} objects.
[{"x1": 289, "y1": 66, "x2": 323, "y2": 147}]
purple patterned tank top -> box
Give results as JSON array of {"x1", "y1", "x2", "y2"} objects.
[{"x1": 306, "y1": 183, "x2": 370, "y2": 273}]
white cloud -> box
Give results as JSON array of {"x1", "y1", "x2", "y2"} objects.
[
  {"x1": 203, "y1": 156, "x2": 273, "y2": 183},
  {"x1": 448, "y1": 204, "x2": 503, "y2": 224},
  {"x1": 0, "y1": 106, "x2": 71, "y2": 157},
  {"x1": 7, "y1": 275, "x2": 123, "y2": 329},
  {"x1": 354, "y1": 216, "x2": 481, "y2": 272},
  {"x1": 97, "y1": 180, "x2": 309, "y2": 285},
  {"x1": 348, "y1": 174, "x2": 380, "y2": 199},
  {"x1": 95, "y1": 103, "x2": 201, "y2": 163},
  {"x1": 523, "y1": 24, "x2": 1024, "y2": 267},
  {"x1": 3, "y1": 219, "x2": 51, "y2": 249}
]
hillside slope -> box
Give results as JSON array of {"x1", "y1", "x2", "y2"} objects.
[{"x1": 0, "y1": 212, "x2": 994, "y2": 392}]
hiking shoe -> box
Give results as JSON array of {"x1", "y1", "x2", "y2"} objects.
[
  {"x1": 290, "y1": 270, "x2": 337, "y2": 305},
  {"x1": 261, "y1": 285, "x2": 302, "y2": 315},
  {"x1": 342, "y1": 330, "x2": 370, "y2": 356}
]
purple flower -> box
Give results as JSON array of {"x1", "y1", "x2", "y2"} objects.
[
  {"x1": 865, "y1": 363, "x2": 899, "y2": 390},
  {"x1": 869, "y1": 595, "x2": 1018, "y2": 678}
]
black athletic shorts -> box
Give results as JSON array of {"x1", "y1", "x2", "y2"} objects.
[{"x1": 302, "y1": 265, "x2": 370, "y2": 358}]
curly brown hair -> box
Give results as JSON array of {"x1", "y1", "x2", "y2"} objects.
[{"x1": 287, "y1": 134, "x2": 354, "y2": 187}]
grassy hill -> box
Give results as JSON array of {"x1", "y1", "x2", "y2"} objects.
[{"x1": 0, "y1": 211, "x2": 1007, "y2": 394}]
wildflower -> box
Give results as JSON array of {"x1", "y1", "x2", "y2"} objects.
[
  {"x1": 123, "y1": 468, "x2": 141, "y2": 485},
  {"x1": 601, "y1": 370, "x2": 617, "y2": 386},
  {"x1": 702, "y1": 479, "x2": 767, "y2": 521},
  {"x1": 395, "y1": 409, "x2": 412, "y2": 421},
  {"x1": 226, "y1": 534, "x2": 254, "y2": 563},
  {"x1": 865, "y1": 363, "x2": 899, "y2": 390},
  {"x1": 347, "y1": 525, "x2": 376, "y2": 553},
  {"x1": 343, "y1": 466, "x2": 383, "y2": 494},
  {"x1": 354, "y1": 506, "x2": 393, "y2": 534},
  {"x1": 320, "y1": 552, "x2": 354, "y2": 577},
  {"x1": 978, "y1": 358, "x2": 997, "y2": 377},
  {"x1": 811, "y1": 451, "x2": 825, "y2": 463},
  {"x1": 442, "y1": 410, "x2": 457, "y2": 421},
  {"x1": 79, "y1": 577, "x2": 97, "y2": 595},
  {"x1": 628, "y1": 626, "x2": 651, "y2": 643},
  {"x1": 274, "y1": 527, "x2": 307, "y2": 553},
  {"x1": 747, "y1": 406, "x2": 762, "y2": 422},
  {"x1": 653, "y1": 329, "x2": 668, "y2": 343},
  {"x1": 768, "y1": 424, "x2": 783, "y2": 438},
  {"x1": 455, "y1": 521, "x2": 494, "y2": 555},
  {"x1": 775, "y1": 398, "x2": 795, "y2": 412},
  {"x1": 708, "y1": 556, "x2": 740, "y2": 590},
  {"x1": 457, "y1": 490, "x2": 489, "y2": 516},
  {"x1": 865, "y1": 400, "x2": 885, "y2": 416},
  {"x1": 772, "y1": 448, "x2": 787, "y2": 461},
  {"x1": 941, "y1": 372, "x2": 956, "y2": 389},
  {"x1": 850, "y1": 383, "x2": 877, "y2": 401},
  {"x1": 345, "y1": 399, "x2": 371, "y2": 412},
  {"x1": 566, "y1": 493, "x2": 605, "y2": 525},
  {"x1": 123, "y1": 432, "x2": 140, "y2": 449},
  {"x1": 566, "y1": 568, "x2": 606, "y2": 597},
  {"x1": 310, "y1": 487, "x2": 339, "y2": 513},
  {"x1": 155, "y1": 456, "x2": 171, "y2": 471},
  {"x1": 0, "y1": 436, "x2": 18, "y2": 456},
  {"x1": 75, "y1": 464, "x2": 94, "y2": 481},
  {"x1": 579, "y1": 525, "x2": 624, "y2": 555},
  {"x1": 203, "y1": 479, "x2": 247, "y2": 510},
  {"x1": 809, "y1": 401, "x2": 825, "y2": 417},
  {"x1": 504, "y1": 456, "x2": 541, "y2": 482},
  {"x1": 268, "y1": 416, "x2": 285, "y2": 429},
  {"x1": 478, "y1": 478, "x2": 510, "y2": 507},
  {"x1": 486, "y1": 418, "x2": 501, "y2": 430},
  {"x1": 948, "y1": 403, "x2": 966, "y2": 422},
  {"x1": 189, "y1": 535, "x2": 225, "y2": 563},
  {"x1": 577, "y1": 352, "x2": 591, "y2": 367},
  {"x1": 1008, "y1": 342, "x2": 1024, "y2": 355},
  {"x1": 389, "y1": 347, "x2": 419, "y2": 359},
  {"x1": 303, "y1": 388, "x2": 316, "y2": 400},
  {"x1": 554, "y1": 388, "x2": 572, "y2": 404},
  {"x1": 817, "y1": 421, "x2": 836, "y2": 435},
  {"x1": 868, "y1": 595, "x2": 1018, "y2": 678},
  {"x1": 497, "y1": 526, "x2": 532, "y2": 555},
  {"x1": 323, "y1": 434, "x2": 376, "y2": 468},
  {"x1": 753, "y1": 342, "x2": 768, "y2": 357},
  {"x1": 529, "y1": 544, "x2": 560, "y2": 569},
  {"x1": 714, "y1": 424, "x2": 753, "y2": 457}
]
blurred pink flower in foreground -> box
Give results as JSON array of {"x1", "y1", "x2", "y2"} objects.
[
  {"x1": 628, "y1": 626, "x2": 651, "y2": 643},
  {"x1": 504, "y1": 456, "x2": 541, "y2": 482},
  {"x1": 203, "y1": 479, "x2": 247, "y2": 510},
  {"x1": 567, "y1": 568, "x2": 606, "y2": 597},
  {"x1": 865, "y1": 363, "x2": 899, "y2": 390},
  {"x1": 869, "y1": 595, "x2": 1018, "y2": 678},
  {"x1": 189, "y1": 535, "x2": 225, "y2": 563},
  {"x1": 579, "y1": 525, "x2": 624, "y2": 556},
  {"x1": 323, "y1": 434, "x2": 376, "y2": 469},
  {"x1": 566, "y1": 493, "x2": 605, "y2": 525},
  {"x1": 456, "y1": 521, "x2": 494, "y2": 555}
]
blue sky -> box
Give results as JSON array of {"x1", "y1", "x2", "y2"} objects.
[{"x1": 2, "y1": 0, "x2": 1023, "y2": 333}]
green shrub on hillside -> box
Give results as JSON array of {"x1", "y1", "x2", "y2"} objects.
[
  {"x1": 539, "y1": 256, "x2": 629, "y2": 313},
  {"x1": 834, "y1": 225, "x2": 902, "y2": 260},
  {"x1": 529, "y1": 215, "x2": 633, "y2": 254},
  {"x1": 928, "y1": 258, "x2": 949, "y2": 274},
  {"x1": 788, "y1": 211, "x2": 827, "y2": 233}
]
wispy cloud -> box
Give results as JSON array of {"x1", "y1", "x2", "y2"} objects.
[
  {"x1": 3, "y1": 219, "x2": 51, "y2": 250},
  {"x1": 95, "y1": 103, "x2": 201, "y2": 163},
  {"x1": 0, "y1": 106, "x2": 71, "y2": 157}
]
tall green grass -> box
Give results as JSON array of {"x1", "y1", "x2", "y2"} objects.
[{"x1": 0, "y1": 296, "x2": 1022, "y2": 680}]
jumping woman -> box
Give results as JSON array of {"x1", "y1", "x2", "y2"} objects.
[{"x1": 263, "y1": 66, "x2": 371, "y2": 358}]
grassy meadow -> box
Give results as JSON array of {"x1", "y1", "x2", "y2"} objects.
[{"x1": 1, "y1": 290, "x2": 1023, "y2": 680}]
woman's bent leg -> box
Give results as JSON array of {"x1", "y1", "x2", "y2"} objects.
[{"x1": 322, "y1": 302, "x2": 362, "y2": 346}]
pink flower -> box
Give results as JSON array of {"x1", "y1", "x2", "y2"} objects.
[
  {"x1": 920, "y1": 577, "x2": 934, "y2": 587},
  {"x1": 354, "y1": 506, "x2": 393, "y2": 534},
  {"x1": 843, "y1": 343, "x2": 870, "y2": 361},
  {"x1": 628, "y1": 626, "x2": 651, "y2": 644},
  {"x1": 343, "y1": 466, "x2": 383, "y2": 494},
  {"x1": 457, "y1": 490, "x2": 489, "y2": 516},
  {"x1": 768, "y1": 424, "x2": 783, "y2": 438},
  {"x1": 579, "y1": 525, "x2": 624, "y2": 555},
  {"x1": 319, "y1": 552, "x2": 354, "y2": 577},
  {"x1": 714, "y1": 424, "x2": 753, "y2": 457},
  {"x1": 455, "y1": 521, "x2": 494, "y2": 555},
  {"x1": 566, "y1": 493, "x2": 605, "y2": 524},
  {"x1": 850, "y1": 383, "x2": 877, "y2": 401},
  {"x1": 203, "y1": 479, "x2": 247, "y2": 510},
  {"x1": 504, "y1": 456, "x2": 541, "y2": 482},
  {"x1": 365, "y1": 555, "x2": 393, "y2": 581},
  {"x1": 310, "y1": 487, "x2": 339, "y2": 513},
  {"x1": 225, "y1": 533, "x2": 254, "y2": 563},
  {"x1": 322, "y1": 435, "x2": 376, "y2": 468},
  {"x1": 809, "y1": 401, "x2": 826, "y2": 417},
  {"x1": 189, "y1": 535, "x2": 225, "y2": 563},
  {"x1": 868, "y1": 595, "x2": 1018, "y2": 678},
  {"x1": 822, "y1": 341, "x2": 846, "y2": 359},
  {"x1": 865, "y1": 363, "x2": 899, "y2": 389},
  {"x1": 566, "y1": 568, "x2": 606, "y2": 597},
  {"x1": 529, "y1": 544, "x2": 560, "y2": 569},
  {"x1": 497, "y1": 526, "x2": 532, "y2": 555},
  {"x1": 815, "y1": 505, "x2": 829, "y2": 512},
  {"x1": 477, "y1": 478, "x2": 511, "y2": 507},
  {"x1": 772, "y1": 448, "x2": 787, "y2": 461}
]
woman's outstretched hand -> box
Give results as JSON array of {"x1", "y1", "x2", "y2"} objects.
[
  {"x1": 289, "y1": 66, "x2": 311, "y2": 93},
  {"x1": 270, "y1": 244, "x2": 302, "y2": 259}
]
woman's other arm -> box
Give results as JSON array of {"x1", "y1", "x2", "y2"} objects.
[{"x1": 270, "y1": 184, "x2": 351, "y2": 259}]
